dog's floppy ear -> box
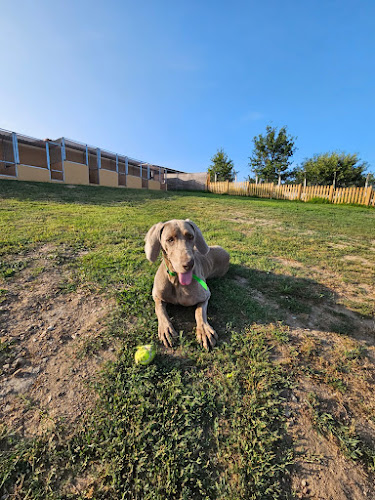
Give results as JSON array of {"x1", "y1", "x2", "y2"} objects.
[
  {"x1": 185, "y1": 219, "x2": 209, "y2": 255},
  {"x1": 144, "y1": 222, "x2": 165, "y2": 262}
]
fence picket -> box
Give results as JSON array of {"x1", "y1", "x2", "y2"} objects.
[{"x1": 207, "y1": 181, "x2": 374, "y2": 207}]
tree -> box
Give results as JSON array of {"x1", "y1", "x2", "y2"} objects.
[
  {"x1": 365, "y1": 172, "x2": 375, "y2": 186},
  {"x1": 208, "y1": 149, "x2": 236, "y2": 182},
  {"x1": 292, "y1": 152, "x2": 370, "y2": 187},
  {"x1": 249, "y1": 125, "x2": 297, "y2": 184}
]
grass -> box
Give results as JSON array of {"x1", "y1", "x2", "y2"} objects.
[{"x1": 0, "y1": 179, "x2": 374, "y2": 498}]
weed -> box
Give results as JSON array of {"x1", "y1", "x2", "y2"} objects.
[
  {"x1": 0, "y1": 289, "x2": 8, "y2": 304},
  {"x1": 270, "y1": 323, "x2": 290, "y2": 344},
  {"x1": 0, "y1": 259, "x2": 27, "y2": 279},
  {"x1": 57, "y1": 279, "x2": 78, "y2": 294},
  {"x1": 344, "y1": 346, "x2": 367, "y2": 360},
  {"x1": 0, "y1": 338, "x2": 13, "y2": 366},
  {"x1": 307, "y1": 393, "x2": 375, "y2": 471}
]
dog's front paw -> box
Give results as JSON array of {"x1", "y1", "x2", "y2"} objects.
[
  {"x1": 158, "y1": 322, "x2": 178, "y2": 348},
  {"x1": 196, "y1": 322, "x2": 218, "y2": 350}
]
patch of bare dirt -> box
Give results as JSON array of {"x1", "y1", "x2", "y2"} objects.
[
  {"x1": 268, "y1": 255, "x2": 374, "y2": 326},
  {"x1": 233, "y1": 269, "x2": 374, "y2": 335},
  {"x1": 225, "y1": 215, "x2": 284, "y2": 230},
  {"x1": 272, "y1": 257, "x2": 305, "y2": 268},
  {"x1": 274, "y1": 327, "x2": 375, "y2": 499},
  {"x1": 290, "y1": 405, "x2": 374, "y2": 500},
  {"x1": 342, "y1": 255, "x2": 374, "y2": 267},
  {"x1": 0, "y1": 245, "x2": 117, "y2": 437},
  {"x1": 327, "y1": 243, "x2": 351, "y2": 250}
]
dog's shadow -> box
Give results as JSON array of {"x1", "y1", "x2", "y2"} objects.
[{"x1": 167, "y1": 263, "x2": 374, "y2": 345}]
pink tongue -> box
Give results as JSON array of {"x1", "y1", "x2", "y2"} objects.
[{"x1": 178, "y1": 270, "x2": 193, "y2": 285}]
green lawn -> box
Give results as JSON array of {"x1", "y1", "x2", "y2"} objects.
[{"x1": 0, "y1": 180, "x2": 374, "y2": 499}]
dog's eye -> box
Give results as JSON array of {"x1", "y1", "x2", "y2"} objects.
[
  {"x1": 167, "y1": 237, "x2": 174, "y2": 243},
  {"x1": 187, "y1": 234, "x2": 194, "y2": 240}
]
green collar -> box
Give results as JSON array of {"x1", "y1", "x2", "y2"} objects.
[{"x1": 163, "y1": 258, "x2": 208, "y2": 291}]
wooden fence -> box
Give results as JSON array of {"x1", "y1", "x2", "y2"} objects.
[{"x1": 207, "y1": 181, "x2": 375, "y2": 207}]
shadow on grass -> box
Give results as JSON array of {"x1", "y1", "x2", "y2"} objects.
[
  {"x1": 166, "y1": 263, "x2": 373, "y2": 343},
  {"x1": 0, "y1": 179, "x2": 172, "y2": 206}
]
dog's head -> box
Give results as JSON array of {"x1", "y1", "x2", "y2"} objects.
[{"x1": 144, "y1": 219, "x2": 209, "y2": 285}]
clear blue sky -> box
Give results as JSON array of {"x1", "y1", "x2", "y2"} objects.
[{"x1": 1, "y1": 0, "x2": 374, "y2": 180}]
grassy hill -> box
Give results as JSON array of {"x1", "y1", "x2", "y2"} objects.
[{"x1": 1, "y1": 179, "x2": 374, "y2": 499}]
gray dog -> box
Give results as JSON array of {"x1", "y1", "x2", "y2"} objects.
[{"x1": 144, "y1": 219, "x2": 230, "y2": 349}]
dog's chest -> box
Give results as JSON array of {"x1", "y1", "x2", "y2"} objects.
[{"x1": 174, "y1": 281, "x2": 209, "y2": 306}]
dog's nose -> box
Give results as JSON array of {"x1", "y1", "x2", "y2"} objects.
[{"x1": 183, "y1": 259, "x2": 194, "y2": 271}]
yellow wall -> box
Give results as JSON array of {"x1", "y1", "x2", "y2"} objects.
[
  {"x1": 64, "y1": 161, "x2": 89, "y2": 185},
  {"x1": 1, "y1": 160, "x2": 164, "y2": 192},
  {"x1": 148, "y1": 180, "x2": 161, "y2": 190},
  {"x1": 100, "y1": 169, "x2": 118, "y2": 187},
  {"x1": 126, "y1": 175, "x2": 142, "y2": 189},
  {"x1": 18, "y1": 164, "x2": 50, "y2": 183}
]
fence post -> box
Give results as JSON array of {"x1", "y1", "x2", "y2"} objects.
[
  {"x1": 206, "y1": 173, "x2": 210, "y2": 191},
  {"x1": 365, "y1": 185, "x2": 373, "y2": 206},
  {"x1": 297, "y1": 183, "x2": 302, "y2": 200},
  {"x1": 226, "y1": 180, "x2": 229, "y2": 194},
  {"x1": 328, "y1": 184, "x2": 334, "y2": 202}
]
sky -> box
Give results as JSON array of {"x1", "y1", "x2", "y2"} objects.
[{"x1": 1, "y1": 0, "x2": 374, "y2": 180}]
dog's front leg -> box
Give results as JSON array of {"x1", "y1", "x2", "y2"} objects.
[
  {"x1": 154, "y1": 297, "x2": 177, "y2": 348},
  {"x1": 195, "y1": 299, "x2": 218, "y2": 350}
]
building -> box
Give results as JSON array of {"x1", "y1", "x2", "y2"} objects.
[{"x1": 0, "y1": 128, "x2": 186, "y2": 190}]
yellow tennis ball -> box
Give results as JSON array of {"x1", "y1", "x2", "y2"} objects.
[{"x1": 134, "y1": 344, "x2": 156, "y2": 365}]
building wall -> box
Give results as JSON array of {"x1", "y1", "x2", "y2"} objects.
[
  {"x1": 126, "y1": 175, "x2": 142, "y2": 189},
  {"x1": 101, "y1": 156, "x2": 116, "y2": 172},
  {"x1": 18, "y1": 143, "x2": 48, "y2": 169},
  {"x1": 18, "y1": 165, "x2": 50, "y2": 182},
  {"x1": 167, "y1": 172, "x2": 208, "y2": 191},
  {"x1": 50, "y1": 161, "x2": 64, "y2": 182},
  {"x1": 0, "y1": 163, "x2": 16, "y2": 177},
  {"x1": 65, "y1": 147, "x2": 86, "y2": 165},
  {"x1": 148, "y1": 180, "x2": 161, "y2": 190},
  {"x1": 64, "y1": 161, "x2": 89, "y2": 185},
  {"x1": 100, "y1": 169, "x2": 118, "y2": 187},
  {"x1": 0, "y1": 130, "x2": 172, "y2": 191},
  {"x1": 0, "y1": 173, "x2": 17, "y2": 180}
]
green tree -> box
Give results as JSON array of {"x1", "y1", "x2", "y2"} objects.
[
  {"x1": 365, "y1": 172, "x2": 375, "y2": 186},
  {"x1": 249, "y1": 125, "x2": 297, "y2": 184},
  {"x1": 292, "y1": 152, "x2": 370, "y2": 187},
  {"x1": 208, "y1": 149, "x2": 236, "y2": 181}
]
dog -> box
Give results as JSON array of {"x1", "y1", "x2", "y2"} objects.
[{"x1": 144, "y1": 219, "x2": 230, "y2": 349}]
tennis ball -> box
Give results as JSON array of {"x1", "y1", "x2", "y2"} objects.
[{"x1": 134, "y1": 344, "x2": 156, "y2": 365}]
